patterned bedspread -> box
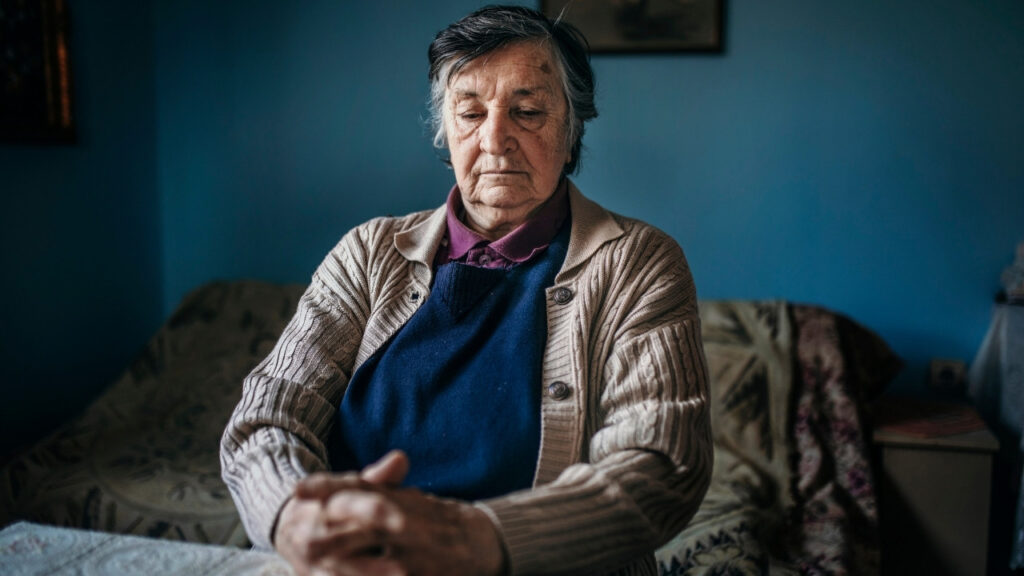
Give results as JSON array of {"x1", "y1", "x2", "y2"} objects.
[
  {"x1": 657, "y1": 302, "x2": 897, "y2": 575},
  {"x1": 0, "y1": 281, "x2": 900, "y2": 575}
]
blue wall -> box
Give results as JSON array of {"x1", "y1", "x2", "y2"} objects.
[
  {"x1": 0, "y1": 2, "x2": 162, "y2": 452},
  {"x1": 2, "y1": 0, "x2": 1022, "y2": 450},
  {"x1": 155, "y1": 1, "x2": 469, "y2": 306},
  {"x1": 156, "y1": 0, "x2": 1024, "y2": 393}
]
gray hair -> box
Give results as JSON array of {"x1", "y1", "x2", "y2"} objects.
[{"x1": 427, "y1": 5, "x2": 597, "y2": 175}]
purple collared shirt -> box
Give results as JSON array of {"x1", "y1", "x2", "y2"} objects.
[{"x1": 436, "y1": 180, "x2": 570, "y2": 269}]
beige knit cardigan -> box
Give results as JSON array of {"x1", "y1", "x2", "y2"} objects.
[{"x1": 220, "y1": 182, "x2": 712, "y2": 575}]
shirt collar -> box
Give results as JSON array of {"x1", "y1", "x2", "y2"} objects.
[{"x1": 443, "y1": 179, "x2": 570, "y2": 265}]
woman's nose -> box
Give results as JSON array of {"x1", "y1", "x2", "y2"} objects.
[{"x1": 479, "y1": 111, "x2": 516, "y2": 155}]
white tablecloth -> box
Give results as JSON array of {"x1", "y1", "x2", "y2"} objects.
[
  {"x1": 969, "y1": 303, "x2": 1024, "y2": 569},
  {"x1": 0, "y1": 522, "x2": 293, "y2": 575}
]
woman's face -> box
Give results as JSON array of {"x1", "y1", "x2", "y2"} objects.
[{"x1": 443, "y1": 41, "x2": 571, "y2": 240}]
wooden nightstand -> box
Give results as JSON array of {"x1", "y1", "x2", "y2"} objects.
[{"x1": 874, "y1": 408, "x2": 999, "y2": 576}]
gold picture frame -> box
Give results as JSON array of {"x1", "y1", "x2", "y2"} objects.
[
  {"x1": 541, "y1": 0, "x2": 724, "y2": 53},
  {"x1": 1, "y1": 0, "x2": 76, "y2": 144}
]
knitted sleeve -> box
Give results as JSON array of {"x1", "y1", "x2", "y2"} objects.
[
  {"x1": 219, "y1": 222, "x2": 384, "y2": 549},
  {"x1": 478, "y1": 224, "x2": 713, "y2": 575}
]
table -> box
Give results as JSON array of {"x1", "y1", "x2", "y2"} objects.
[
  {"x1": 874, "y1": 414, "x2": 999, "y2": 576},
  {"x1": 0, "y1": 521, "x2": 293, "y2": 575}
]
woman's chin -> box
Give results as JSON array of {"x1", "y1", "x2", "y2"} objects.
[
  {"x1": 476, "y1": 185, "x2": 531, "y2": 204},
  {"x1": 464, "y1": 205, "x2": 535, "y2": 239},
  {"x1": 471, "y1": 183, "x2": 550, "y2": 211}
]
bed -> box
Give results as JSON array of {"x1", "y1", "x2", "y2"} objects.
[{"x1": 0, "y1": 280, "x2": 901, "y2": 574}]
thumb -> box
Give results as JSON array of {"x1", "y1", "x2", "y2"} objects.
[
  {"x1": 294, "y1": 472, "x2": 363, "y2": 501},
  {"x1": 360, "y1": 450, "x2": 409, "y2": 486}
]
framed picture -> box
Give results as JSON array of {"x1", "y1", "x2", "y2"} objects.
[
  {"x1": 0, "y1": 0, "x2": 76, "y2": 144},
  {"x1": 541, "y1": 0, "x2": 724, "y2": 53}
]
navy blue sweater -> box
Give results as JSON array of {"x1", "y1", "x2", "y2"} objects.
[{"x1": 330, "y1": 223, "x2": 570, "y2": 500}]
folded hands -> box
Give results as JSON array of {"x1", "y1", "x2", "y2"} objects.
[{"x1": 273, "y1": 451, "x2": 507, "y2": 576}]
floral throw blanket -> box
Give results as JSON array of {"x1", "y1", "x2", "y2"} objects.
[
  {"x1": 0, "y1": 283, "x2": 898, "y2": 575},
  {"x1": 656, "y1": 301, "x2": 895, "y2": 576}
]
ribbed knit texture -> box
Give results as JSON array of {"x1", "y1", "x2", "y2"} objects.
[{"x1": 220, "y1": 183, "x2": 712, "y2": 576}]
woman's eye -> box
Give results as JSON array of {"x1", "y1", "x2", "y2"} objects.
[
  {"x1": 458, "y1": 112, "x2": 484, "y2": 120},
  {"x1": 514, "y1": 108, "x2": 547, "y2": 129}
]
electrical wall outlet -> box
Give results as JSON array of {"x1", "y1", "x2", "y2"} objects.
[{"x1": 929, "y1": 358, "x2": 966, "y2": 392}]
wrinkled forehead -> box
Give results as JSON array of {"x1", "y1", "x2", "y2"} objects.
[{"x1": 444, "y1": 41, "x2": 565, "y2": 99}]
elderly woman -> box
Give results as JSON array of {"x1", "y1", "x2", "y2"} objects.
[{"x1": 221, "y1": 5, "x2": 711, "y2": 575}]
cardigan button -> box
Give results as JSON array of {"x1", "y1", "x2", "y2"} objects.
[
  {"x1": 547, "y1": 381, "x2": 571, "y2": 401},
  {"x1": 552, "y1": 287, "x2": 574, "y2": 305}
]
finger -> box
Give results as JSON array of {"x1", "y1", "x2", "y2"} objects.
[
  {"x1": 276, "y1": 498, "x2": 328, "y2": 561},
  {"x1": 323, "y1": 490, "x2": 404, "y2": 532},
  {"x1": 342, "y1": 556, "x2": 406, "y2": 576},
  {"x1": 296, "y1": 472, "x2": 365, "y2": 501},
  {"x1": 361, "y1": 450, "x2": 410, "y2": 486},
  {"x1": 310, "y1": 558, "x2": 367, "y2": 576},
  {"x1": 313, "y1": 554, "x2": 406, "y2": 576},
  {"x1": 306, "y1": 521, "x2": 403, "y2": 562}
]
